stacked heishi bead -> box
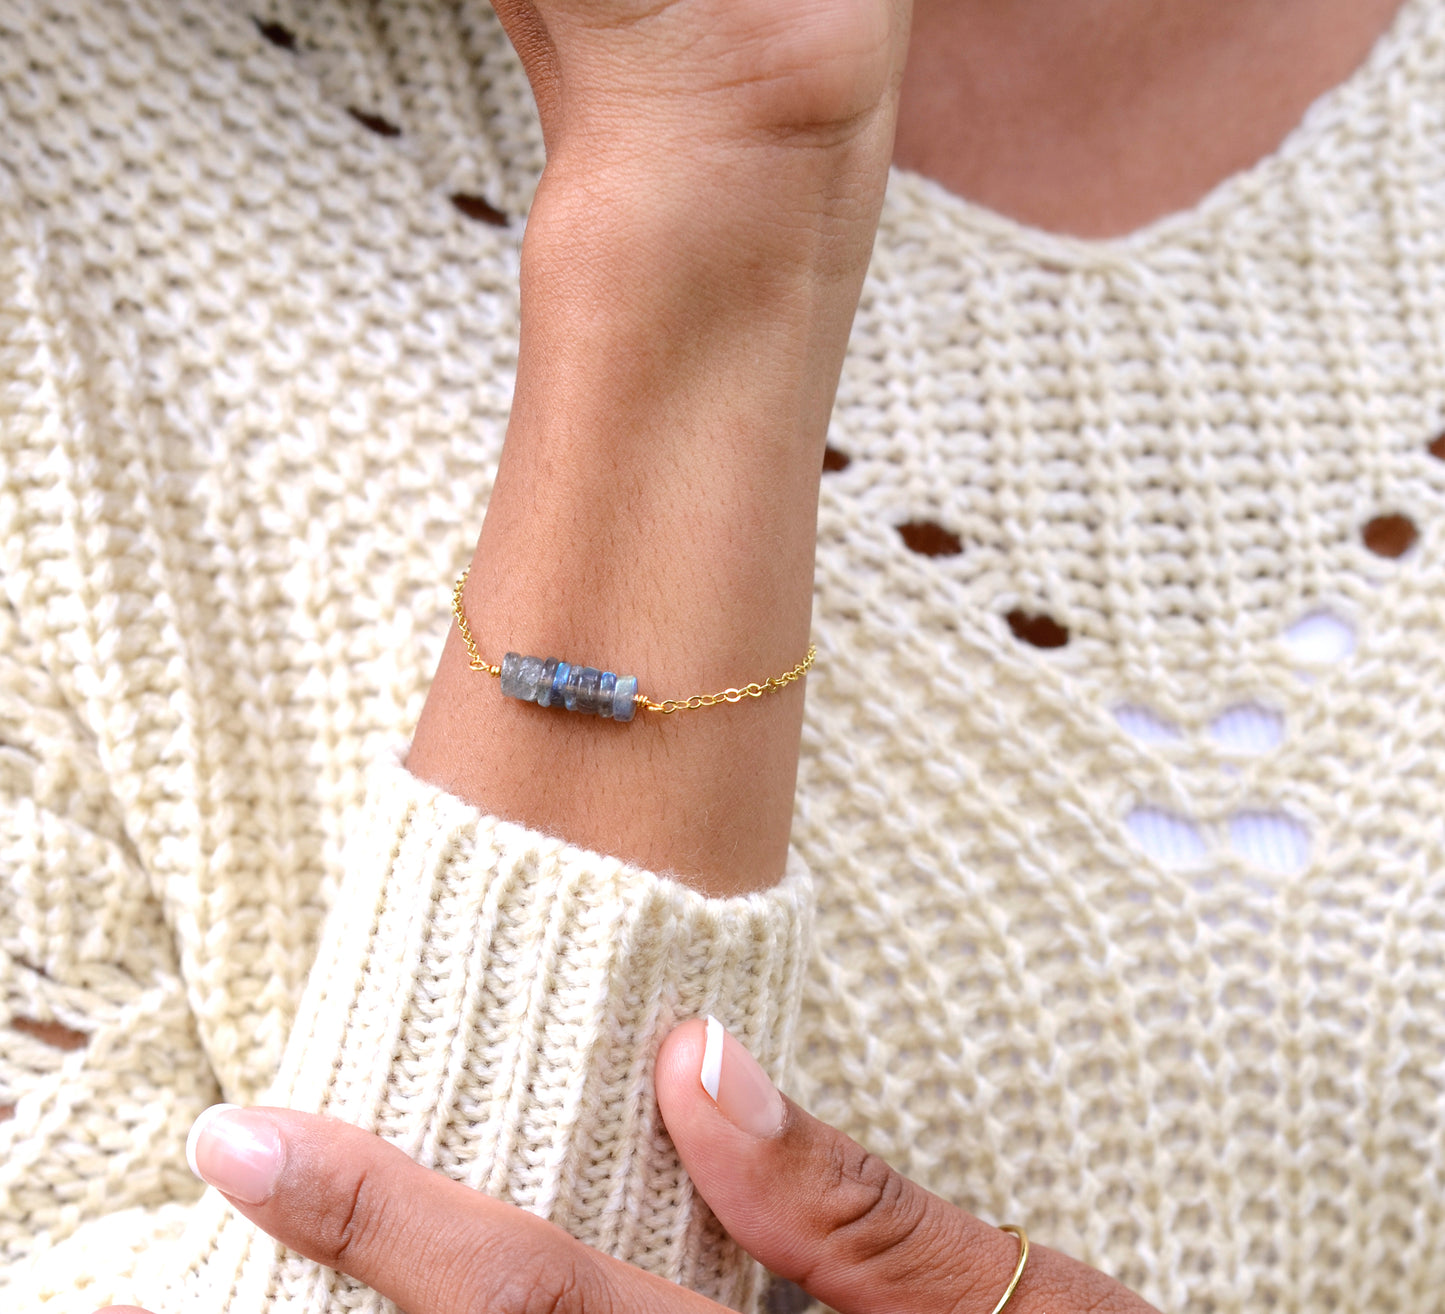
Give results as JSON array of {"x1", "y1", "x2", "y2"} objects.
[{"x1": 500, "y1": 653, "x2": 639, "y2": 722}]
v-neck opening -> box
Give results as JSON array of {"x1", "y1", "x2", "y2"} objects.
[{"x1": 884, "y1": 0, "x2": 1433, "y2": 269}]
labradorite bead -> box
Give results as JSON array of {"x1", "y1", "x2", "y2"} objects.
[
  {"x1": 518, "y1": 655, "x2": 546, "y2": 700},
  {"x1": 598, "y1": 671, "x2": 617, "y2": 718},
  {"x1": 499, "y1": 652, "x2": 525, "y2": 699},
  {"x1": 535, "y1": 657, "x2": 560, "y2": 707},
  {"x1": 549, "y1": 661, "x2": 571, "y2": 710},
  {"x1": 500, "y1": 652, "x2": 547, "y2": 702},
  {"x1": 612, "y1": 674, "x2": 638, "y2": 722},
  {"x1": 573, "y1": 666, "x2": 603, "y2": 714}
]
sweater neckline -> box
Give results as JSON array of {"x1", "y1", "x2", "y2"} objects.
[{"x1": 885, "y1": 0, "x2": 1432, "y2": 270}]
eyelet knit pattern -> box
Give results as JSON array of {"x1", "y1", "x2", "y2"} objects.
[{"x1": 2, "y1": 0, "x2": 1445, "y2": 1312}]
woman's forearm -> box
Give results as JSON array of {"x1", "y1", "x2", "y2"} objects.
[{"x1": 406, "y1": 165, "x2": 879, "y2": 896}]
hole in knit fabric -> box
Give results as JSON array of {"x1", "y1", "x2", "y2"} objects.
[
  {"x1": 897, "y1": 519, "x2": 962, "y2": 556},
  {"x1": 1208, "y1": 703, "x2": 1285, "y2": 754},
  {"x1": 450, "y1": 194, "x2": 508, "y2": 227},
  {"x1": 1125, "y1": 807, "x2": 1209, "y2": 868},
  {"x1": 764, "y1": 1277, "x2": 813, "y2": 1314},
  {"x1": 1283, "y1": 611, "x2": 1355, "y2": 665},
  {"x1": 10, "y1": 1017, "x2": 88, "y2": 1051},
  {"x1": 1113, "y1": 704, "x2": 1182, "y2": 743},
  {"x1": 1362, "y1": 513, "x2": 1418, "y2": 558},
  {"x1": 253, "y1": 17, "x2": 297, "y2": 50},
  {"x1": 1229, "y1": 810, "x2": 1312, "y2": 874},
  {"x1": 0, "y1": 1104, "x2": 13, "y2": 1123},
  {"x1": 1007, "y1": 609, "x2": 1069, "y2": 649},
  {"x1": 822, "y1": 445, "x2": 851, "y2": 472},
  {"x1": 348, "y1": 108, "x2": 402, "y2": 138},
  {"x1": 1430, "y1": 433, "x2": 1445, "y2": 460}
]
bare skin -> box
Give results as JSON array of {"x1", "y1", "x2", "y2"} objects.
[{"x1": 895, "y1": 0, "x2": 1407, "y2": 238}]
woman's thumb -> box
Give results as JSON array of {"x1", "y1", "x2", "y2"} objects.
[{"x1": 655, "y1": 1018, "x2": 1023, "y2": 1314}]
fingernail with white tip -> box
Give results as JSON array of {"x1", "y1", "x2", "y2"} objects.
[
  {"x1": 699, "y1": 1015, "x2": 785, "y2": 1139},
  {"x1": 186, "y1": 1104, "x2": 285, "y2": 1204}
]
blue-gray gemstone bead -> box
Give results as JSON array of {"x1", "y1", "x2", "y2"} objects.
[
  {"x1": 499, "y1": 652, "x2": 548, "y2": 702},
  {"x1": 597, "y1": 671, "x2": 617, "y2": 718},
  {"x1": 612, "y1": 674, "x2": 639, "y2": 722},
  {"x1": 499, "y1": 652, "x2": 526, "y2": 700},
  {"x1": 548, "y1": 661, "x2": 571, "y2": 710},
  {"x1": 518, "y1": 655, "x2": 546, "y2": 701},
  {"x1": 535, "y1": 657, "x2": 560, "y2": 707},
  {"x1": 574, "y1": 666, "x2": 603, "y2": 714},
  {"x1": 562, "y1": 663, "x2": 588, "y2": 712}
]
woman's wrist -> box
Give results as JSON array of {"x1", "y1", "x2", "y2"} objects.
[
  {"x1": 407, "y1": 100, "x2": 897, "y2": 895},
  {"x1": 518, "y1": 159, "x2": 883, "y2": 375}
]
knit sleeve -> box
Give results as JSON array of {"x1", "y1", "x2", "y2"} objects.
[
  {"x1": 163, "y1": 753, "x2": 812, "y2": 1314},
  {"x1": 2, "y1": 744, "x2": 812, "y2": 1314},
  {"x1": 0, "y1": 592, "x2": 222, "y2": 1311}
]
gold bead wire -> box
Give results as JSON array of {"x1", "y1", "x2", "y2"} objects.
[
  {"x1": 451, "y1": 571, "x2": 500, "y2": 677},
  {"x1": 450, "y1": 570, "x2": 815, "y2": 713}
]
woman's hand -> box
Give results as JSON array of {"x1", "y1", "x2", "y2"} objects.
[
  {"x1": 103, "y1": 1021, "x2": 1157, "y2": 1314},
  {"x1": 495, "y1": 0, "x2": 907, "y2": 214}
]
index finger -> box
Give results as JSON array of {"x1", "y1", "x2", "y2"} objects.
[{"x1": 188, "y1": 1106, "x2": 721, "y2": 1314}]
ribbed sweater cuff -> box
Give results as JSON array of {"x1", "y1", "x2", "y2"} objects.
[{"x1": 160, "y1": 749, "x2": 813, "y2": 1313}]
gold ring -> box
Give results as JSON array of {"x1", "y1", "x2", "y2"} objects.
[{"x1": 988, "y1": 1224, "x2": 1030, "y2": 1314}]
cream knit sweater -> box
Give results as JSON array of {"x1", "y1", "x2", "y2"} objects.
[{"x1": 3, "y1": 0, "x2": 1445, "y2": 1311}]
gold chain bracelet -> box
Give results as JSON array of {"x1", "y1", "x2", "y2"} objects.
[{"x1": 451, "y1": 571, "x2": 815, "y2": 720}]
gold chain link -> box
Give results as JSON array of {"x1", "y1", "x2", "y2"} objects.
[
  {"x1": 639, "y1": 647, "x2": 817, "y2": 714},
  {"x1": 451, "y1": 570, "x2": 815, "y2": 713}
]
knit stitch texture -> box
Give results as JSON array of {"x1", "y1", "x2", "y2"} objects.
[{"x1": 2, "y1": 1, "x2": 1445, "y2": 1312}]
